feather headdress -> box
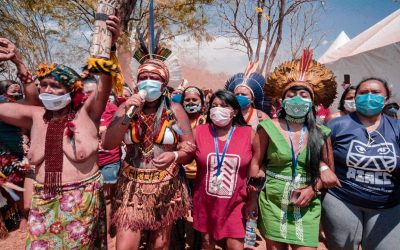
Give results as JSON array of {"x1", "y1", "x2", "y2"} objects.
[
  {"x1": 225, "y1": 62, "x2": 267, "y2": 112},
  {"x1": 131, "y1": 0, "x2": 182, "y2": 87},
  {"x1": 266, "y1": 49, "x2": 337, "y2": 107}
]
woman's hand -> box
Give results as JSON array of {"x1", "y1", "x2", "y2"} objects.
[
  {"x1": 177, "y1": 141, "x2": 196, "y2": 154},
  {"x1": 124, "y1": 94, "x2": 145, "y2": 114},
  {"x1": 292, "y1": 186, "x2": 316, "y2": 208},
  {"x1": 106, "y1": 15, "x2": 121, "y2": 46},
  {"x1": 0, "y1": 38, "x2": 23, "y2": 64},
  {"x1": 320, "y1": 168, "x2": 341, "y2": 189},
  {"x1": 152, "y1": 152, "x2": 175, "y2": 170}
]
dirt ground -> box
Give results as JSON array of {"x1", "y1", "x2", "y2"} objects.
[{"x1": 0, "y1": 227, "x2": 328, "y2": 250}]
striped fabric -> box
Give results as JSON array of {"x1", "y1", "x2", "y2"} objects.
[{"x1": 137, "y1": 59, "x2": 170, "y2": 84}]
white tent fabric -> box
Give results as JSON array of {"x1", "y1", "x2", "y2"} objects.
[
  {"x1": 318, "y1": 31, "x2": 350, "y2": 63},
  {"x1": 318, "y1": 9, "x2": 400, "y2": 105}
]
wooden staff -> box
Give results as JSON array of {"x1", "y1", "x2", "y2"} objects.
[{"x1": 90, "y1": 0, "x2": 118, "y2": 59}]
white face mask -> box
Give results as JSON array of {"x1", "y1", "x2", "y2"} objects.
[
  {"x1": 39, "y1": 92, "x2": 71, "y2": 111},
  {"x1": 210, "y1": 107, "x2": 233, "y2": 127},
  {"x1": 344, "y1": 100, "x2": 356, "y2": 112}
]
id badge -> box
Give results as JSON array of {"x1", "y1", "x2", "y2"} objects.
[{"x1": 212, "y1": 175, "x2": 222, "y2": 189}]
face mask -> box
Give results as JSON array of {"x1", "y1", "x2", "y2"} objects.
[
  {"x1": 282, "y1": 96, "x2": 313, "y2": 118},
  {"x1": 355, "y1": 93, "x2": 385, "y2": 116},
  {"x1": 388, "y1": 107, "x2": 399, "y2": 114},
  {"x1": 236, "y1": 95, "x2": 250, "y2": 109},
  {"x1": 171, "y1": 93, "x2": 183, "y2": 103},
  {"x1": 39, "y1": 92, "x2": 71, "y2": 111},
  {"x1": 210, "y1": 107, "x2": 232, "y2": 127},
  {"x1": 137, "y1": 80, "x2": 163, "y2": 102},
  {"x1": 184, "y1": 103, "x2": 202, "y2": 114},
  {"x1": 343, "y1": 100, "x2": 356, "y2": 112}
]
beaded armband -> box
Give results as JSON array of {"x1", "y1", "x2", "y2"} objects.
[{"x1": 17, "y1": 71, "x2": 34, "y2": 85}]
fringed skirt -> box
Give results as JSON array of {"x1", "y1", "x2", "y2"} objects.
[
  {"x1": 112, "y1": 164, "x2": 189, "y2": 231},
  {"x1": 25, "y1": 172, "x2": 107, "y2": 250}
]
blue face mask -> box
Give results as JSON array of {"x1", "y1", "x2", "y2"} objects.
[
  {"x1": 236, "y1": 95, "x2": 251, "y2": 109},
  {"x1": 282, "y1": 96, "x2": 313, "y2": 118},
  {"x1": 171, "y1": 93, "x2": 183, "y2": 103},
  {"x1": 355, "y1": 93, "x2": 385, "y2": 116},
  {"x1": 137, "y1": 80, "x2": 163, "y2": 102}
]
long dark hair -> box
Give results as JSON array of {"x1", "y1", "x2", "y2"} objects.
[
  {"x1": 280, "y1": 86, "x2": 325, "y2": 183},
  {"x1": 338, "y1": 86, "x2": 356, "y2": 111},
  {"x1": 206, "y1": 90, "x2": 247, "y2": 126},
  {"x1": 355, "y1": 77, "x2": 391, "y2": 100}
]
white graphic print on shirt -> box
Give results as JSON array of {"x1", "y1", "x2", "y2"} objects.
[
  {"x1": 206, "y1": 153, "x2": 241, "y2": 198},
  {"x1": 346, "y1": 140, "x2": 396, "y2": 185}
]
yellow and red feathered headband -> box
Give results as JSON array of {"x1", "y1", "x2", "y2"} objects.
[{"x1": 266, "y1": 49, "x2": 337, "y2": 107}]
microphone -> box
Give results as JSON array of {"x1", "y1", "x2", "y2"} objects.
[{"x1": 121, "y1": 89, "x2": 147, "y2": 125}]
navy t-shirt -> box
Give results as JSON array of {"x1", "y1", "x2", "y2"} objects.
[{"x1": 328, "y1": 113, "x2": 400, "y2": 209}]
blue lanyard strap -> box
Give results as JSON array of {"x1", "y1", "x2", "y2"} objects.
[
  {"x1": 285, "y1": 120, "x2": 307, "y2": 179},
  {"x1": 212, "y1": 125, "x2": 235, "y2": 177}
]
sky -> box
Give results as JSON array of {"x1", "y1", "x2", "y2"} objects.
[{"x1": 174, "y1": 0, "x2": 400, "y2": 75}]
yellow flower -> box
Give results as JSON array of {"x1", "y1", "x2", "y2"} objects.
[{"x1": 36, "y1": 63, "x2": 56, "y2": 78}]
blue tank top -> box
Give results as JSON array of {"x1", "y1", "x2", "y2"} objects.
[{"x1": 328, "y1": 113, "x2": 400, "y2": 209}]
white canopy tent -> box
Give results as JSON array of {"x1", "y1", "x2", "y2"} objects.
[
  {"x1": 318, "y1": 31, "x2": 350, "y2": 63},
  {"x1": 318, "y1": 9, "x2": 400, "y2": 106}
]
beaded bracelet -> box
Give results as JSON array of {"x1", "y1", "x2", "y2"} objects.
[{"x1": 17, "y1": 71, "x2": 34, "y2": 85}]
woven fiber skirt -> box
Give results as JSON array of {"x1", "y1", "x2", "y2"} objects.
[{"x1": 112, "y1": 164, "x2": 189, "y2": 231}]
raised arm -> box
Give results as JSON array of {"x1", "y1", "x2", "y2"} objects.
[
  {"x1": 84, "y1": 15, "x2": 121, "y2": 122},
  {"x1": 0, "y1": 38, "x2": 40, "y2": 106}
]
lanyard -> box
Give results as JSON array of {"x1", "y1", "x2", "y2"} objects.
[
  {"x1": 285, "y1": 120, "x2": 307, "y2": 179},
  {"x1": 212, "y1": 125, "x2": 235, "y2": 177}
]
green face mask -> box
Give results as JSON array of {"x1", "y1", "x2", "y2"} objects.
[{"x1": 282, "y1": 96, "x2": 313, "y2": 118}]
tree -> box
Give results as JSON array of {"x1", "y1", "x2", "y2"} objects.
[
  {"x1": 0, "y1": 0, "x2": 214, "y2": 79},
  {"x1": 0, "y1": 0, "x2": 97, "y2": 75},
  {"x1": 216, "y1": 0, "x2": 323, "y2": 76},
  {"x1": 287, "y1": 2, "x2": 325, "y2": 59}
]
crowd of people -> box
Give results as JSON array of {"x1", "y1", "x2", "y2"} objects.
[{"x1": 0, "y1": 14, "x2": 399, "y2": 250}]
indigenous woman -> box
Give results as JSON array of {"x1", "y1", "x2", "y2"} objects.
[
  {"x1": 225, "y1": 63, "x2": 269, "y2": 130},
  {"x1": 323, "y1": 77, "x2": 400, "y2": 250},
  {"x1": 0, "y1": 16, "x2": 120, "y2": 249},
  {"x1": 248, "y1": 50, "x2": 339, "y2": 249},
  {"x1": 180, "y1": 86, "x2": 206, "y2": 182},
  {"x1": 178, "y1": 85, "x2": 206, "y2": 250},
  {"x1": 193, "y1": 90, "x2": 252, "y2": 250},
  {"x1": 104, "y1": 58, "x2": 194, "y2": 250},
  {"x1": 326, "y1": 86, "x2": 356, "y2": 122}
]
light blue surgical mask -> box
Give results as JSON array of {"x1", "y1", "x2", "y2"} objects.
[
  {"x1": 137, "y1": 80, "x2": 163, "y2": 102},
  {"x1": 355, "y1": 93, "x2": 385, "y2": 116},
  {"x1": 171, "y1": 93, "x2": 183, "y2": 103},
  {"x1": 282, "y1": 96, "x2": 313, "y2": 118},
  {"x1": 236, "y1": 95, "x2": 251, "y2": 109}
]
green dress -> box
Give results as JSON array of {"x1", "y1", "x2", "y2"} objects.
[{"x1": 258, "y1": 119, "x2": 330, "y2": 247}]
